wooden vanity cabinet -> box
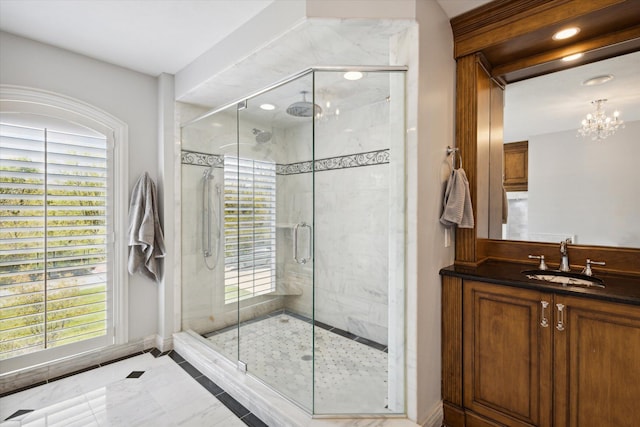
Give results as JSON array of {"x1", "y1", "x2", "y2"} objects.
[
  {"x1": 553, "y1": 295, "x2": 640, "y2": 427},
  {"x1": 445, "y1": 279, "x2": 640, "y2": 427},
  {"x1": 464, "y1": 281, "x2": 552, "y2": 427}
]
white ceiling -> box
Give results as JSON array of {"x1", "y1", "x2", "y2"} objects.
[
  {"x1": 0, "y1": 0, "x2": 488, "y2": 77},
  {"x1": 0, "y1": 0, "x2": 275, "y2": 75},
  {"x1": 435, "y1": 0, "x2": 492, "y2": 19},
  {"x1": 3, "y1": 0, "x2": 635, "y2": 137},
  {"x1": 505, "y1": 51, "x2": 640, "y2": 142}
]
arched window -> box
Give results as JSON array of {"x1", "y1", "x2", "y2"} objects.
[{"x1": 0, "y1": 86, "x2": 128, "y2": 373}]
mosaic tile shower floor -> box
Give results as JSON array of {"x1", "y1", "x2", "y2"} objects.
[{"x1": 206, "y1": 313, "x2": 390, "y2": 414}]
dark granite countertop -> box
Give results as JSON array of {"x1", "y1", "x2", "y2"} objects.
[{"x1": 440, "y1": 260, "x2": 640, "y2": 306}]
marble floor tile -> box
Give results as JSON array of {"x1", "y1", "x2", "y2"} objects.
[
  {"x1": 206, "y1": 313, "x2": 390, "y2": 414},
  {"x1": 0, "y1": 352, "x2": 265, "y2": 427}
]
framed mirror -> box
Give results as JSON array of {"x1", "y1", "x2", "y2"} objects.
[
  {"x1": 498, "y1": 50, "x2": 640, "y2": 248},
  {"x1": 450, "y1": 0, "x2": 640, "y2": 272}
]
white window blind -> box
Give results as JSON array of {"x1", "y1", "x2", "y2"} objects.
[
  {"x1": 0, "y1": 123, "x2": 109, "y2": 361},
  {"x1": 223, "y1": 156, "x2": 276, "y2": 303}
]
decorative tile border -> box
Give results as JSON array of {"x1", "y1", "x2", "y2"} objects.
[
  {"x1": 276, "y1": 161, "x2": 313, "y2": 175},
  {"x1": 182, "y1": 149, "x2": 389, "y2": 175},
  {"x1": 311, "y1": 149, "x2": 389, "y2": 174},
  {"x1": 181, "y1": 150, "x2": 223, "y2": 168}
]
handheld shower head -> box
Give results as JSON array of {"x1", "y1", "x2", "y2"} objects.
[
  {"x1": 252, "y1": 128, "x2": 272, "y2": 143},
  {"x1": 203, "y1": 166, "x2": 215, "y2": 180}
]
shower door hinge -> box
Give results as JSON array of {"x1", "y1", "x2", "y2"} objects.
[
  {"x1": 238, "y1": 360, "x2": 247, "y2": 373},
  {"x1": 237, "y1": 100, "x2": 247, "y2": 110}
]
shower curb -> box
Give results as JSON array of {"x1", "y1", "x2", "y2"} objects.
[{"x1": 174, "y1": 331, "x2": 311, "y2": 427}]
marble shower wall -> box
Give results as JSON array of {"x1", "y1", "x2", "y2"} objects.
[
  {"x1": 180, "y1": 72, "x2": 403, "y2": 347},
  {"x1": 282, "y1": 86, "x2": 399, "y2": 346}
]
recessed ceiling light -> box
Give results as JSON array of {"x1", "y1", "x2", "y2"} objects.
[
  {"x1": 553, "y1": 27, "x2": 580, "y2": 40},
  {"x1": 562, "y1": 53, "x2": 583, "y2": 62},
  {"x1": 343, "y1": 71, "x2": 363, "y2": 81},
  {"x1": 582, "y1": 74, "x2": 614, "y2": 86},
  {"x1": 260, "y1": 103, "x2": 275, "y2": 111}
]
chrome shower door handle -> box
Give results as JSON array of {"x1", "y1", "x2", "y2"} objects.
[{"x1": 293, "y1": 222, "x2": 312, "y2": 264}]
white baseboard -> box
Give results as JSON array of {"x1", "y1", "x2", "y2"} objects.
[
  {"x1": 421, "y1": 400, "x2": 444, "y2": 427},
  {"x1": 154, "y1": 334, "x2": 173, "y2": 352},
  {"x1": 0, "y1": 339, "x2": 153, "y2": 395}
]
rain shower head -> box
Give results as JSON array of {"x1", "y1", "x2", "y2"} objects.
[
  {"x1": 252, "y1": 128, "x2": 272, "y2": 143},
  {"x1": 286, "y1": 91, "x2": 322, "y2": 118}
]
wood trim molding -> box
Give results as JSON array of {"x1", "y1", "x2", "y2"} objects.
[
  {"x1": 451, "y1": 0, "x2": 628, "y2": 59},
  {"x1": 454, "y1": 54, "x2": 489, "y2": 263},
  {"x1": 493, "y1": 24, "x2": 640, "y2": 81},
  {"x1": 481, "y1": 239, "x2": 640, "y2": 276},
  {"x1": 451, "y1": 0, "x2": 561, "y2": 39},
  {"x1": 442, "y1": 402, "x2": 466, "y2": 427}
]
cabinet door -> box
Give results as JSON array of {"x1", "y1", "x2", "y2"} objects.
[
  {"x1": 554, "y1": 296, "x2": 640, "y2": 427},
  {"x1": 464, "y1": 281, "x2": 552, "y2": 427},
  {"x1": 503, "y1": 141, "x2": 528, "y2": 192}
]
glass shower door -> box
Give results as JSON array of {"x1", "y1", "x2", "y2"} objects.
[
  {"x1": 180, "y1": 104, "x2": 239, "y2": 364},
  {"x1": 236, "y1": 74, "x2": 315, "y2": 410}
]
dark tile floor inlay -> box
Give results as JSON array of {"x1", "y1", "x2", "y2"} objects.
[
  {"x1": 169, "y1": 351, "x2": 268, "y2": 425},
  {"x1": 126, "y1": 370, "x2": 145, "y2": 378},
  {"x1": 5, "y1": 409, "x2": 34, "y2": 421},
  {"x1": 241, "y1": 412, "x2": 269, "y2": 427}
]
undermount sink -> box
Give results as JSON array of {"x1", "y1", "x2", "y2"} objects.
[{"x1": 522, "y1": 269, "x2": 605, "y2": 288}]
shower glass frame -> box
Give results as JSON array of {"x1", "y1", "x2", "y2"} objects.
[{"x1": 180, "y1": 66, "x2": 406, "y2": 416}]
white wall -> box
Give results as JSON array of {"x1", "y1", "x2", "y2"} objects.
[
  {"x1": 405, "y1": 1, "x2": 456, "y2": 424},
  {"x1": 528, "y1": 120, "x2": 640, "y2": 248},
  {"x1": 0, "y1": 31, "x2": 160, "y2": 342}
]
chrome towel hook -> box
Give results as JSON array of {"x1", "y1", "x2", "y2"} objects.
[{"x1": 446, "y1": 146, "x2": 462, "y2": 170}]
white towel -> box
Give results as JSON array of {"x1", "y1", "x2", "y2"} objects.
[
  {"x1": 440, "y1": 167, "x2": 475, "y2": 229},
  {"x1": 128, "y1": 172, "x2": 166, "y2": 282}
]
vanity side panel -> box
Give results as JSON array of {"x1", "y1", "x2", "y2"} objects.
[{"x1": 442, "y1": 275, "x2": 464, "y2": 412}]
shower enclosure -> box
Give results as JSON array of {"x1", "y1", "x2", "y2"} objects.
[{"x1": 180, "y1": 67, "x2": 406, "y2": 415}]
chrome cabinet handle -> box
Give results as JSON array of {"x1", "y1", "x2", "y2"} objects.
[
  {"x1": 556, "y1": 303, "x2": 566, "y2": 331},
  {"x1": 540, "y1": 300, "x2": 549, "y2": 328},
  {"x1": 293, "y1": 222, "x2": 312, "y2": 264}
]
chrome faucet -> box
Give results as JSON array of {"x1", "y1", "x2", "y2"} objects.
[{"x1": 559, "y1": 238, "x2": 571, "y2": 272}]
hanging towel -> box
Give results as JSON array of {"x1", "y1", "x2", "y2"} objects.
[
  {"x1": 128, "y1": 172, "x2": 166, "y2": 282},
  {"x1": 440, "y1": 167, "x2": 475, "y2": 229}
]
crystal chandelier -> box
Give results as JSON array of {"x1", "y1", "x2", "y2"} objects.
[{"x1": 578, "y1": 99, "x2": 623, "y2": 141}]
